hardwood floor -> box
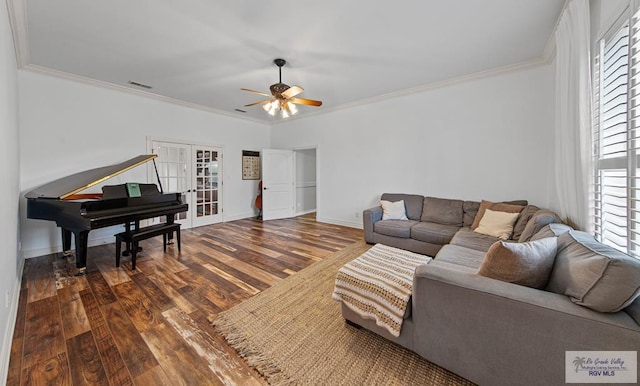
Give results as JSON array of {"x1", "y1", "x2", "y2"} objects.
[{"x1": 7, "y1": 214, "x2": 363, "y2": 385}]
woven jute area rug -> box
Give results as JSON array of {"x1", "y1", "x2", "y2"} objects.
[{"x1": 213, "y1": 241, "x2": 474, "y2": 386}]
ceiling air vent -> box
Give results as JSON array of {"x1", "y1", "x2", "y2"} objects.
[
  {"x1": 235, "y1": 108, "x2": 247, "y2": 113},
  {"x1": 127, "y1": 80, "x2": 152, "y2": 89}
]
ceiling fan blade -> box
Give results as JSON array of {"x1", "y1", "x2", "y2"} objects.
[
  {"x1": 289, "y1": 97, "x2": 323, "y2": 107},
  {"x1": 241, "y1": 88, "x2": 272, "y2": 97},
  {"x1": 281, "y1": 85, "x2": 304, "y2": 99},
  {"x1": 244, "y1": 99, "x2": 272, "y2": 107}
]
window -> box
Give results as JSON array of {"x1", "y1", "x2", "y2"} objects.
[{"x1": 593, "y1": 9, "x2": 640, "y2": 258}]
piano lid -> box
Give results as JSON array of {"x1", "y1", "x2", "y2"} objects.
[{"x1": 25, "y1": 155, "x2": 158, "y2": 200}]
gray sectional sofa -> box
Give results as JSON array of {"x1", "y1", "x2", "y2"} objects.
[{"x1": 345, "y1": 193, "x2": 640, "y2": 386}]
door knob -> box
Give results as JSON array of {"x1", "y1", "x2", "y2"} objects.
[{"x1": 263, "y1": 187, "x2": 268, "y2": 190}]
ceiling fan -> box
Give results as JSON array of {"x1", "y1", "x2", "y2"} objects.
[{"x1": 242, "y1": 58, "x2": 322, "y2": 118}]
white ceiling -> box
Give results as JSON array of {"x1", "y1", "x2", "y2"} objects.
[{"x1": 9, "y1": 0, "x2": 565, "y2": 124}]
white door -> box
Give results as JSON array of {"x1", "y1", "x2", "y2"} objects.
[
  {"x1": 262, "y1": 149, "x2": 294, "y2": 221},
  {"x1": 192, "y1": 146, "x2": 222, "y2": 227},
  {"x1": 151, "y1": 141, "x2": 191, "y2": 227}
]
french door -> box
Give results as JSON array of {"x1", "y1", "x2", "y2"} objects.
[{"x1": 150, "y1": 140, "x2": 223, "y2": 228}]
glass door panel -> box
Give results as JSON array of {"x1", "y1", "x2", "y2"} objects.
[{"x1": 193, "y1": 146, "x2": 222, "y2": 227}]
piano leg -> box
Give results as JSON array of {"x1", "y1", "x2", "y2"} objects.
[
  {"x1": 73, "y1": 230, "x2": 90, "y2": 276},
  {"x1": 166, "y1": 217, "x2": 175, "y2": 245},
  {"x1": 61, "y1": 228, "x2": 74, "y2": 257}
]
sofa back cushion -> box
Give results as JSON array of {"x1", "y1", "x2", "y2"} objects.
[
  {"x1": 463, "y1": 201, "x2": 481, "y2": 227},
  {"x1": 546, "y1": 230, "x2": 640, "y2": 312},
  {"x1": 512, "y1": 205, "x2": 540, "y2": 241},
  {"x1": 381, "y1": 193, "x2": 424, "y2": 221},
  {"x1": 518, "y1": 210, "x2": 563, "y2": 242},
  {"x1": 530, "y1": 223, "x2": 573, "y2": 241},
  {"x1": 421, "y1": 197, "x2": 464, "y2": 226}
]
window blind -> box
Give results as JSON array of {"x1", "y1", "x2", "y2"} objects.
[{"x1": 594, "y1": 8, "x2": 640, "y2": 258}]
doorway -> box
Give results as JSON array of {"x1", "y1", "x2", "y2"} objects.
[{"x1": 294, "y1": 148, "x2": 317, "y2": 215}]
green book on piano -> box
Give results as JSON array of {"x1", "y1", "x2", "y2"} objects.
[{"x1": 126, "y1": 183, "x2": 141, "y2": 197}]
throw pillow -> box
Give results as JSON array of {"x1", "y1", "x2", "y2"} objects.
[
  {"x1": 473, "y1": 209, "x2": 521, "y2": 240},
  {"x1": 471, "y1": 200, "x2": 524, "y2": 230},
  {"x1": 546, "y1": 230, "x2": 640, "y2": 312},
  {"x1": 381, "y1": 200, "x2": 408, "y2": 220},
  {"x1": 477, "y1": 237, "x2": 558, "y2": 289}
]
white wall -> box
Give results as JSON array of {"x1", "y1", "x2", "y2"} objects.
[
  {"x1": 272, "y1": 64, "x2": 557, "y2": 228},
  {"x1": 0, "y1": 1, "x2": 21, "y2": 381},
  {"x1": 19, "y1": 71, "x2": 270, "y2": 257},
  {"x1": 295, "y1": 148, "x2": 316, "y2": 214}
]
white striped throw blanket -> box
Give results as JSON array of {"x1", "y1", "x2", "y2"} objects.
[{"x1": 332, "y1": 244, "x2": 432, "y2": 337}]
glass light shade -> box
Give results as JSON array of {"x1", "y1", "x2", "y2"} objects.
[
  {"x1": 287, "y1": 102, "x2": 298, "y2": 115},
  {"x1": 281, "y1": 108, "x2": 289, "y2": 118},
  {"x1": 262, "y1": 101, "x2": 271, "y2": 111}
]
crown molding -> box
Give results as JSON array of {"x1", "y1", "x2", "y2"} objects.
[
  {"x1": 22, "y1": 64, "x2": 271, "y2": 125},
  {"x1": 272, "y1": 55, "x2": 552, "y2": 125},
  {"x1": 6, "y1": 0, "x2": 29, "y2": 67}
]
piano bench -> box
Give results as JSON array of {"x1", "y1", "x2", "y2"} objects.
[{"x1": 115, "y1": 222, "x2": 181, "y2": 270}]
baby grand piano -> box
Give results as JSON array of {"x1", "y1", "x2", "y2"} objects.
[{"x1": 25, "y1": 154, "x2": 188, "y2": 274}]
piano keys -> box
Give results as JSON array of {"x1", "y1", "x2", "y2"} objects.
[{"x1": 25, "y1": 154, "x2": 188, "y2": 274}]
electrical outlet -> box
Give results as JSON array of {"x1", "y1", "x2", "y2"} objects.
[
  {"x1": 5, "y1": 290, "x2": 9, "y2": 308},
  {"x1": 355, "y1": 211, "x2": 360, "y2": 219}
]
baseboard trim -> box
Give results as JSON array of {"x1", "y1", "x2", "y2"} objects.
[
  {"x1": 316, "y1": 216, "x2": 362, "y2": 229},
  {"x1": 0, "y1": 256, "x2": 24, "y2": 383}
]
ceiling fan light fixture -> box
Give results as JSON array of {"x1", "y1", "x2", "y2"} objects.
[
  {"x1": 282, "y1": 108, "x2": 290, "y2": 119},
  {"x1": 262, "y1": 101, "x2": 271, "y2": 112}
]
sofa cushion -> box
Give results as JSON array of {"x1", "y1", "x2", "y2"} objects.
[
  {"x1": 463, "y1": 201, "x2": 481, "y2": 227},
  {"x1": 381, "y1": 193, "x2": 424, "y2": 221},
  {"x1": 474, "y1": 209, "x2": 520, "y2": 240},
  {"x1": 530, "y1": 223, "x2": 573, "y2": 241},
  {"x1": 434, "y1": 244, "x2": 486, "y2": 270},
  {"x1": 518, "y1": 210, "x2": 563, "y2": 242},
  {"x1": 471, "y1": 200, "x2": 524, "y2": 230},
  {"x1": 381, "y1": 200, "x2": 408, "y2": 220},
  {"x1": 421, "y1": 197, "x2": 464, "y2": 226},
  {"x1": 512, "y1": 205, "x2": 540, "y2": 241},
  {"x1": 374, "y1": 220, "x2": 419, "y2": 238},
  {"x1": 546, "y1": 230, "x2": 640, "y2": 312},
  {"x1": 450, "y1": 227, "x2": 501, "y2": 252},
  {"x1": 477, "y1": 237, "x2": 558, "y2": 289},
  {"x1": 411, "y1": 222, "x2": 459, "y2": 245}
]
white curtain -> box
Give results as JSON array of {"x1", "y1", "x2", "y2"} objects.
[{"x1": 555, "y1": 0, "x2": 593, "y2": 231}]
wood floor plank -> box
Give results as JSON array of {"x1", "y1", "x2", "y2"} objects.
[
  {"x1": 66, "y1": 331, "x2": 108, "y2": 385},
  {"x1": 22, "y1": 296, "x2": 66, "y2": 368},
  {"x1": 141, "y1": 318, "x2": 223, "y2": 386},
  {"x1": 21, "y1": 353, "x2": 71, "y2": 386},
  {"x1": 85, "y1": 271, "x2": 117, "y2": 306},
  {"x1": 162, "y1": 307, "x2": 262, "y2": 385},
  {"x1": 101, "y1": 302, "x2": 159, "y2": 377},
  {"x1": 25, "y1": 256, "x2": 57, "y2": 303},
  {"x1": 59, "y1": 297, "x2": 91, "y2": 339},
  {"x1": 111, "y1": 281, "x2": 164, "y2": 332},
  {"x1": 9, "y1": 213, "x2": 364, "y2": 385}
]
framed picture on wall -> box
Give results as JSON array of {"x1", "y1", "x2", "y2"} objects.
[{"x1": 242, "y1": 150, "x2": 260, "y2": 180}]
